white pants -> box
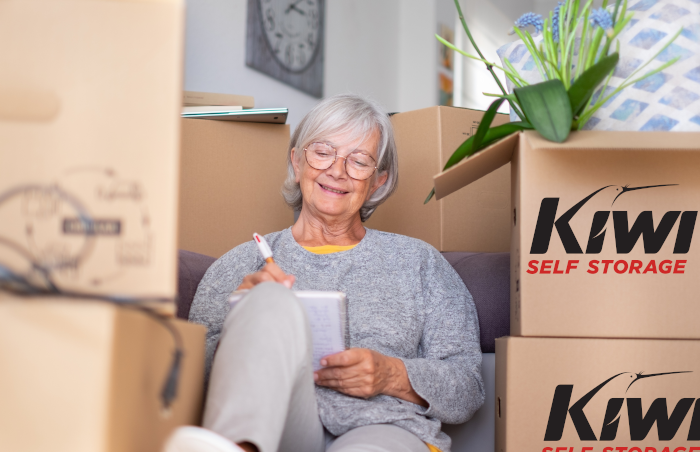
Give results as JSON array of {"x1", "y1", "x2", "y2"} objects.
[{"x1": 203, "y1": 282, "x2": 429, "y2": 452}]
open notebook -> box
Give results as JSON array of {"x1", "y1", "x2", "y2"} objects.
[{"x1": 229, "y1": 290, "x2": 347, "y2": 370}]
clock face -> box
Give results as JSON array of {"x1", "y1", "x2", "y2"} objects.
[{"x1": 260, "y1": 0, "x2": 320, "y2": 72}]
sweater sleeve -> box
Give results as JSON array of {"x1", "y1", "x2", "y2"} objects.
[
  {"x1": 399, "y1": 247, "x2": 485, "y2": 424},
  {"x1": 188, "y1": 241, "x2": 263, "y2": 381}
]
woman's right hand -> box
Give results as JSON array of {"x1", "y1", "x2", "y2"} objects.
[{"x1": 236, "y1": 262, "x2": 295, "y2": 290}]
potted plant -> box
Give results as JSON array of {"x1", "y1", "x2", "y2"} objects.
[{"x1": 426, "y1": 0, "x2": 682, "y2": 203}]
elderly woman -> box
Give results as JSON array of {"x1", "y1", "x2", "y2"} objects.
[{"x1": 166, "y1": 94, "x2": 483, "y2": 452}]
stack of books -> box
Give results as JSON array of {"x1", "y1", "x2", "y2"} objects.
[
  {"x1": 182, "y1": 91, "x2": 287, "y2": 124},
  {"x1": 182, "y1": 90, "x2": 255, "y2": 113}
]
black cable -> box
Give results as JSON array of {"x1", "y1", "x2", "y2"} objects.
[{"x1": 130, "y1": 305, "x2": 185, "y2": 413}]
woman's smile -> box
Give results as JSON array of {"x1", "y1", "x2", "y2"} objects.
[{"x1": 318, "y1": 182, "x2": 349, "y2": 195}]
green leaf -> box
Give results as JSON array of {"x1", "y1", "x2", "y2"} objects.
[
  {"x1": 585, "y1": 27, "x2": 605, "y2": 69},
  {"x1": 443, "y1": 121, "x2": 532, "y2": 170},
  {"x1": 472, "y1": 98, "x2": 506, "y2": 154},
  {"x1": 425, "y1": 188, "x2": 437, "y2": 204},
  {"x1": 483, "y1": 93, "x2": 517, "y2": 101},
  {"x1": 514, "y1": 80, "x2": 573, "y2": 143},
  {"x1": 424, "y1": 121, "x2": 534, "y2": 204},
  {"x1": 612, "y1": 0, "x2": 623, "y2": 26},
  {"x1": 568, "y1": 53, "x2": 619, "y2": 117}
]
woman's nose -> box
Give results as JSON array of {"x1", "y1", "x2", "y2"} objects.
[{"x1": 326, "y1": 155, "x2": 348, "y2": 178}]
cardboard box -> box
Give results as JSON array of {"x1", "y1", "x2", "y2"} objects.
[
  {"x1": 0, "y1": 0, "x2": 184, "y2": 311},
  {"x1": 435, "y1": 131, "x2": 700, "y2": 339},
  {"x1": 0, "y1": 297, "x2": 206, "y2": 452},
  {"x1": 496, "y1": 336, "x2": 700, "y2": 452},
  {"x1": 364, "y1": 106, "x2": 511, "y2": 252},
  {"x1": 179, "y1": 118, "x2": 294, "y2": 258}
]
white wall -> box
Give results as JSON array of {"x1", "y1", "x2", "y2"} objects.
[
  {"x1": 326, "y1": 0, "x2": 439, "y2": 113},
  {"x1": 324, "y1": 0, "x2": 401, "y2": 111},
  {"x1": 396, "y1": 0, "x2": 438, "y2": 112}
]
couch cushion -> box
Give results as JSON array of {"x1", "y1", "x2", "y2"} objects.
[
  {"x1": 177, "y1": 250, "x2": 216, "y2": 319},
  {"x1": 442, "y1": 252, "x2": 510, "y2": 353},
  {"x1": 176, "y1": 249, "x2": 511, "y2": 352}
]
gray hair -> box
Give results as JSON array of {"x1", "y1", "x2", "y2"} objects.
[{"x1": 282, "y1": 94, "x2": 398, "y2": 222}]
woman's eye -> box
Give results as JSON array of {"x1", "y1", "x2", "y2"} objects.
[
  {"x1": 315, "y1": 152, "x2": 331, "y2": 157},
  {"x1": 350, "y1": 158, "x2": 369, "y2": 167}
]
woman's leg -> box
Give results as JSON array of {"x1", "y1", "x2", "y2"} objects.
[
  {"x1": 203, "y1": 282, "x2": 325, "y2": 452},
  {"x1": 326, "y1": 425, "x2": 429, "y2": 452}
]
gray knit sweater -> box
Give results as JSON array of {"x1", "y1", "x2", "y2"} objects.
[{"x1": 189, "y1": 228, "x2": 484, "y2": 452}]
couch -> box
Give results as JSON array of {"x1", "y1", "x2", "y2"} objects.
[{"x1": 177, "y1": 249, "x2": 510, "y2": 452}]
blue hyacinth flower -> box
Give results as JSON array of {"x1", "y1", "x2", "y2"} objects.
[
  {"x1": 590, "y1": 8, "x2": 613, "y2": 31},
  {"x1": 552, "y1": 2, "x2": 564, "y2": 42},
  {"x1": 513, "y1": 12, "x2": 544, "y2": 35}
]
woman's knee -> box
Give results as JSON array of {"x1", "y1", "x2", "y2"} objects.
[{"x1": 225, "y1": 282, "x2": 307, "y2": 331}]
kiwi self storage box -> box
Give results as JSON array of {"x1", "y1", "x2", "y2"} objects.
[{"x1": 434, "y1": 130, "x2": 700, "y2": 340}]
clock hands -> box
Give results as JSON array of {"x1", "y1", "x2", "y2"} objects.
[
  {"x1": 285, "y1": 0, "x2": 306, "y2": 15},
  {"x1": 289, "y1": 4, "x2": 306, "y2": 15}
]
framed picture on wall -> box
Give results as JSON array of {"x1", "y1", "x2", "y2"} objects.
[{"x1": 246, "y1": 0, "x2": 325, "y2": 98}]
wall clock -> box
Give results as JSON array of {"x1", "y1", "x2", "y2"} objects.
[{"x1": 246, "y1": 0, "x2": 324, "y2": 98}]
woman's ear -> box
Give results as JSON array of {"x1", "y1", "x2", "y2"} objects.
[
  {"x1": 291, "y1": 148, "x2": 301, "y2": 183},
  {"x1": 369, "y1": 171, "x2": 389, "y2": 197}
]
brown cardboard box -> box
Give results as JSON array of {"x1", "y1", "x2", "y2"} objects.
[
  {"x1": 179, "y1": 118, "x2": 294, "y2": 258},
  {"x1": 364, "y1": 106, "x2": 511, "y2": 252},
  {"x1": 0, "y1": 0, "x2": 184, "y2": 312},
  {"x1": 435, "y1": 131, "x2": 700, "y2": 339},
  {"x1": 496, "y1": 336, "x2": 700, "y2": 452},
  {"x1": 0, "y1": 297, "x2": 206, "y2": 452}
]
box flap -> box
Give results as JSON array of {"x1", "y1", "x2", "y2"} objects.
[
  {"x1": 433, "y1": 132, "x2": 520, "y2": 200},
  {"x1": 524, "y1": 129, "x2": 700, "y2": 150},
  {"x1": 433, "y1": 129, "x2": 700, "y2": 200}
]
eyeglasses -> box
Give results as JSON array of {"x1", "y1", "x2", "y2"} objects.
[{"x1": 303, "y1": 142, "x2": 378, "y2": 181}]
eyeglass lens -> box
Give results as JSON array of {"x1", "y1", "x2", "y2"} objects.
[{"x1": 305, "y1": 143, "x2": 376, "y2": 180}]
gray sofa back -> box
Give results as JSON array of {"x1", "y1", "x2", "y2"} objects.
[{"x1": 177, "y1": 250, "x2": 510, "y2": 352}]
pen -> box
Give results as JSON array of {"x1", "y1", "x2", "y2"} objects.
[{"x1": 253, "y1": 232, "x2": 274, "y2": 264}]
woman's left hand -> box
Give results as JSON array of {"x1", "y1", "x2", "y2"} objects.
[{"x1": 313, "y1": 348, "x2": 428, "y2": 406}]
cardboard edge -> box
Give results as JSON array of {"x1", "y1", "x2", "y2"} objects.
[
  {"x1": 436, "y1": 107, "x2": 445, "y2": 251},
  {"x1": 174, "y1": 318, "x2": 207, "y2": 427},
  {"x1": 102, "y1": 303, "x2": 120, "y2": 452},
  {"x1": 510, "y1": 143, "x2": 522, "y2": 337},
  {"x1": 524, "y1": 130, "x2": 700, "y2": 151},
  {"x1": 495, "y1": 337, "x2": 509, "y2": 452},
  {"x1": 107, "y1": 305, "x2": 140, "y2": 452},
  {"x1": 433, "y1": 132, "x2": 520, "y2": 200}
]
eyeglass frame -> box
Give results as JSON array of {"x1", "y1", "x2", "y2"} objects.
[{"x1": 302, "y1": 142, "x2": 378, "y2": 181}]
